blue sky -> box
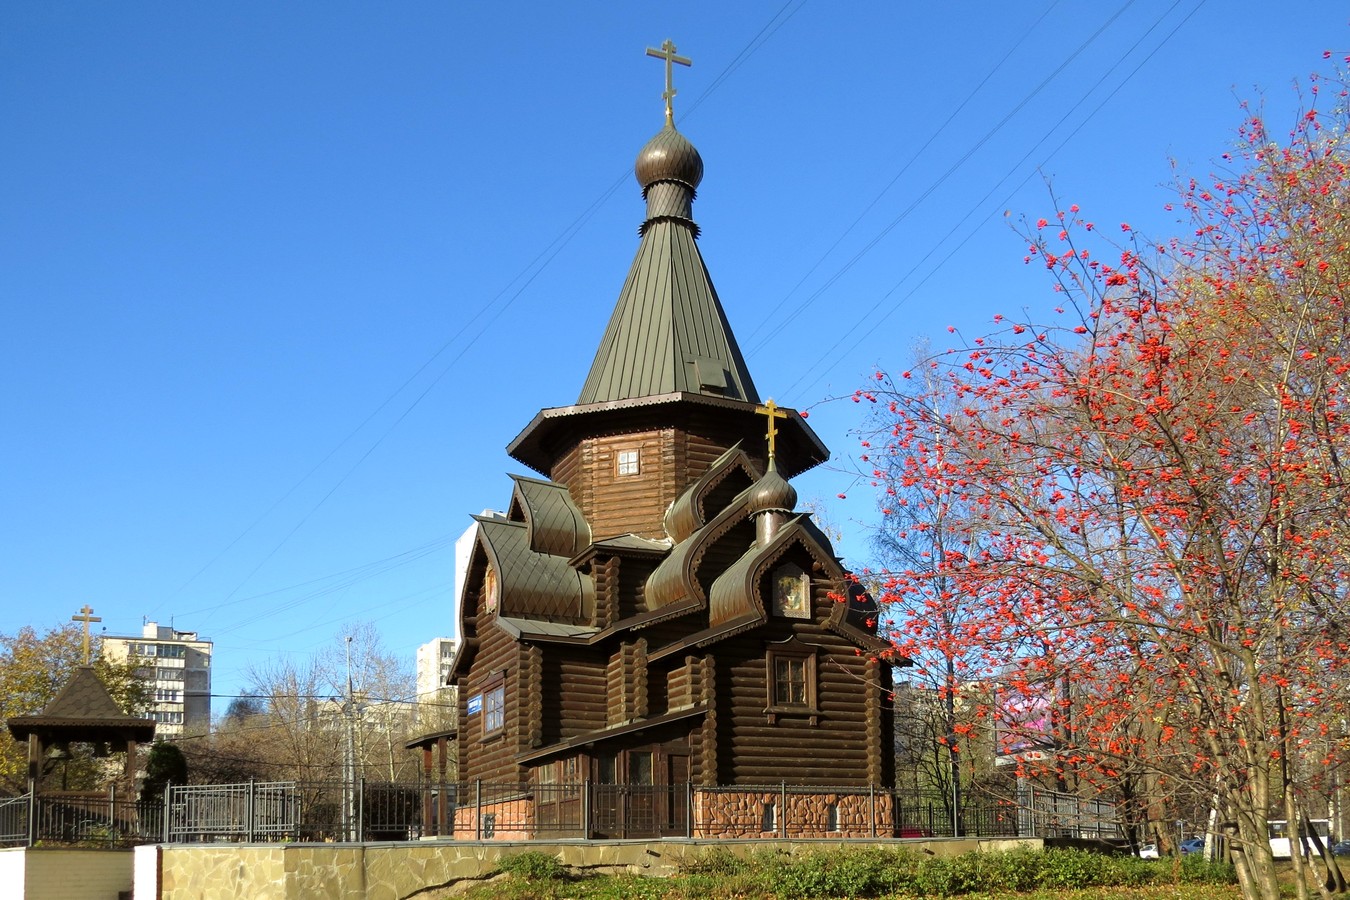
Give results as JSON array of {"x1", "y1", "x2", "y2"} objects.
[{"x1": 4, "y1": 2, "x2": 1345, "y2": 711}]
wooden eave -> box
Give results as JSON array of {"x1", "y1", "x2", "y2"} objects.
[
  {"x1": 404, "y1": 727, "x2": 458, "y2": 751},
  {"x1": 6, "y1": 666, "x2": 156, "y2": 744},
  {"x1": 506, "y1": 391, "x2": 828, "y2": 480},
  {"x1": 495, "y1": 616, "x2": 601, "y2": 644},
  {"x1": 569, "y1": 534, "x2": 672, "y2": 568},
  {"x1": 514, "y1": 703, "x2": 708, "y2": 765}
]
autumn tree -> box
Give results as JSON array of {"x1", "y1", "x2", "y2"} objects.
[
  {"x1": 860, "y1": 72, "x2": 1350, "y2": 900},
  {"x1": 0, "y1": 624, "x2": 151, "y2": 793}
]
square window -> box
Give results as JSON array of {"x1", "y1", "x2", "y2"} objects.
[{"x1": 616, "y1": 449, "x2": 641, "y2": 476}]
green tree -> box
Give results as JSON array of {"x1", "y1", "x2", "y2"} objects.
[{"x1": 141, "y1": 741, "x2": 188, "y2": 802}]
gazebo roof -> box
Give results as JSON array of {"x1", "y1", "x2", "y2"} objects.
[{"x1": 6, "y1": 666, "x2": 156, "y2": 744}]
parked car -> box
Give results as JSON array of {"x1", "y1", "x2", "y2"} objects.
[
  {"x1": 1138, "y1": 843, "x2": 1160, "y2": 859},
  {"x1": 1180, "y1": 837, "x2": 1206, "y2": 854},
  {"x1": 1332, "y1": 840, "x2": 1350, "y2": 858}
]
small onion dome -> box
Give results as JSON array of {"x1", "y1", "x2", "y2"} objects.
[
  {"x1": 748, "y1": 460, "x2": 797, "y2": 515},
  {"x1": 635, "y1": 122, "x2": 703, "y2": 191}
]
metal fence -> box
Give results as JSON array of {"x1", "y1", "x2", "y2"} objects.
[
  {"x1": 0, "y1": 792, "x2": 163, "y2": 847},
  {"x1": 0, "y1": 781, "x2": 1119, "y2": 846}
]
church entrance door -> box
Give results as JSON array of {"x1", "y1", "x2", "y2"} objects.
[{"x1": 589, "y1": 744, "x2": 688, "y2": 838}]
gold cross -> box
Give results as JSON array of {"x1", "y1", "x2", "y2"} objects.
[
  {"x1": 645, "y1": 39, "x2": 691, "y2": 123},
  {"x1": 755, "y1": 399, "x2": 790, "y2": 461},
  {"x1": 71, "y1": 604, "x2": 101, "y2": 665}
]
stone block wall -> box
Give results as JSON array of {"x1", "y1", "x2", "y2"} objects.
[
  {"x1": 452, "y1": 796, "x2": 534, "y2": 840},
  {"x1": 693, "y1": 790, "x2": 896, "y2": 839},
  {"x1": 149, "y1": 836, "x2": 1043, "y2": 899}
]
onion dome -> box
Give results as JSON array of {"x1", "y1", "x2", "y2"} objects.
[
  {"x1": 748, "y1": 460, "x2": 797, "y2": 515},
  {"x1": 635, "y1": 123, "x2": 703, "y2": 237},
  {"x1": 635, "y1": 122, "x2": 704, "y2": 190}
]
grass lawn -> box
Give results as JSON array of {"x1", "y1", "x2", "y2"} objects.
[{"x1": 451, "y1": 874, "x2": 1245, "y2": 900}]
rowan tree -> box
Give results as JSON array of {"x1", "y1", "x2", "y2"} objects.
[{"x1": 860, "y1": 71, "x2": 1350, "y2": 900}]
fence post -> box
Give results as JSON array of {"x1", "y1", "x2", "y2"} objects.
[
  {"x1": 26, "y1": 792, "x2": 36, "y2": 847},
  {"x1": 163, "y1": 781, "x2": 172, "y2": 843},
  {"x1": 779, "y1": 783, "x2": 788, "y2": 839},
  {"x1": 685, "y1": 782, "x2": 693, "y2": 839},
  {"x1": 869, "y1": 784, "x2": 876, "y2": 839},
  {"x1": 247, "y1": 778, "x2": 256, "y2": 843},
  {"x1": 474, "y1": 779, "x2": 482, "y2": 841},
  {"x1": 581, "y1": 779, "x2": 591, "y2": 839},
  {"x1": 357, "y1": 776, "x2": 365, "y2": 842}
]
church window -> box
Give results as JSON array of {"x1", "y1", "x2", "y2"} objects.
[
  {"x1": 482, "y1": 673, "x2": 505, "y2": 738},
  {"x1": 774, "y1": 657, "x2": 808, "y2": 706},
  {"x1": 771, "y1": 564, "x2": 810, "y2": 618},
  {"x1": 766, "y1": 646, "x2": 817, "y2": 720},
  {"x1": 616, "y1": 448, "x2": 641, "y2": 476}
]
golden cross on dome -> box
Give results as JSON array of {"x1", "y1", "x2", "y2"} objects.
[
  {"x1": 71, "y1": 604, "x2": 101, "y2": 665},
  {"x1": 645, "y1": 39, "x2": 691, "y2": 123},
  {"x1": 755, "y1": 399, "x2": 790, "y2": 461}
]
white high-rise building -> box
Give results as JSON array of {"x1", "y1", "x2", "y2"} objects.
[
  {"x1": 415, "y1": 637, "x2": 457, "y2": 730},
  {"x1": 103, "y1": 621, "x2": 212, "y2": 739}
]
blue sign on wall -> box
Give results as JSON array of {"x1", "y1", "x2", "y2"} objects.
[{"x1": 467, "y1": 693, "x2": 482, "y2": 715}]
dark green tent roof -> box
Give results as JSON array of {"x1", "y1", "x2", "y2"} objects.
[{"x1": 576, "y1": 121, "x2": 758, "y2": 406}]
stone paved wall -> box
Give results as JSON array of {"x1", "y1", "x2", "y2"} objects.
[{"x1": 151, "y1": 836, "x2": 1040, "y2": 899}]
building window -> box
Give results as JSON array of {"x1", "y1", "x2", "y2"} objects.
[
  {"x1": 761, "y1": 802, "x2": 777, "y2": 833},
  {"x1": 774, "y1": 656, "x2": 808, "y2": 706},
  {"x1": 827, "y1": 802, "x2": 840, "y2": 832},
  {"x1": 482, "y1": 674, "x2": 505, "y2": 738},
  {"x1": 481, "y1": 813, "x2": 495, "y2": 839},
  {"x1": 766, "y1": 644, "x2": 818, "y2": 722},
  {"x1": 771, "y1": 563, "x2": 810, "y2": 618},
  {"x1": 616, "y1": 448, "x2": 640, "y2": 476},
  {"x1": 158, "y1": 668, "x2": 185, "y2": 682}
]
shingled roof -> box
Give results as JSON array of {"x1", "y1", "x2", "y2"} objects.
[{"x1": 6, "y1": 665, "x2": 156, "y2": 744}]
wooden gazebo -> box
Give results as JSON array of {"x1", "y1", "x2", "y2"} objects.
[{"x1": 6, "y1": 665, "x2": 156, "y2": 797}]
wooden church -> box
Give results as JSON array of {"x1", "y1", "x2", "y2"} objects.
[{"x1": 447, "y1": 46, "x2": 902, "y2": 839}]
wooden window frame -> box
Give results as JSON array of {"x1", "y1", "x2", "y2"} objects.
[
  {"x1": 765, "y1": 644, "x2": 818, "y2": 725},
  {"x1": 616, "y1": 448, "x2": 641, "y2": 477},
  {"x1": 481, "y1": 671, "x2": 506, "y2": 741}
]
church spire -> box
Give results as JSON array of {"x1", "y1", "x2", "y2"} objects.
[{"x1": 576, "y1": 44, "x2": 758, "y2": 406}]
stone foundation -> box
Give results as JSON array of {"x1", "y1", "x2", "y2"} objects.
[
  {"x1": 146, "y1": 836, "x2": 1042, "y2": 899},
  {"x1": 452, "y1": 796, "x2": 533, "y2": 840},
  {"x1": 693, "y1": 790, "x2": 896, "y2": 838}
]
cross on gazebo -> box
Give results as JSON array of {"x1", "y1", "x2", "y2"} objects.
[
  {"x1": 71, "y1": 604, "x2": 101, "y2": 665},
  {"x1": 645, "y1": 39, "x2": 691, "y2": 123},
  {"x1": 755, "y1": 399, "x2": 790, "y2": 461}
]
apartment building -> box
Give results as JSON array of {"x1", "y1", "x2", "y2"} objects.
[
  {"x1": 415, "y1": 637, "x2": 456, "y2": 730},
  {"x1": 104, "y1": 621, "x2": 212, "y2": 738}
]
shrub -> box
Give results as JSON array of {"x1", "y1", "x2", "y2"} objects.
[{"x1": 497, "y1": 851, "x2": 567, "y2": 882}]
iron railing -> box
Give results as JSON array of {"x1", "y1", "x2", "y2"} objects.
[
  {"x1": 0, "y1": 781, "x2": 1119, "y2": 846},
  {"x1": 0, "y1": 792, "x2": 163, "y2": 847}
]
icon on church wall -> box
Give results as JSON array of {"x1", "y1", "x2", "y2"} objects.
[
  {"x1": 485, "y1": 565, "x2": 499, "y2": 614},
  {"x1": 772, "y1": 564, "x2": 809, "y2": 618}
]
